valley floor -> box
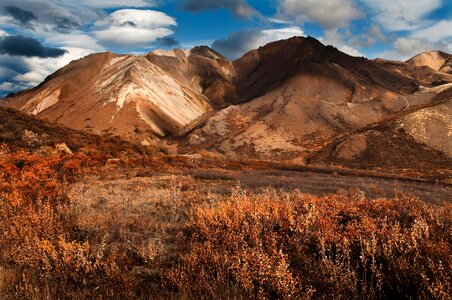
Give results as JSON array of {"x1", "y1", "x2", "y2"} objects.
[{"x1": 0, "y1": 150, "x2": 451, "y2": 299}]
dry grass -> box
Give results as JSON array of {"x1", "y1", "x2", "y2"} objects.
[{"x1": 0, "y1": 146, "x2": 450, "y2": 299}]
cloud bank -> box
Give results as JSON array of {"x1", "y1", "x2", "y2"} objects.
[
  {"x1": 212, "y1": 26, "x2": 305, "y2": 59},
  {"x1": 93, "y1": 9, "x2": 177, "y2": 48},
  {"x1": 0, "y1": 35, "x2": 67, "y2": 57}
]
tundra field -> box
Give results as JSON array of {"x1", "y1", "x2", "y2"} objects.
[{"x1": 0, "y1": 141, "x2": 450, "y2": 299}]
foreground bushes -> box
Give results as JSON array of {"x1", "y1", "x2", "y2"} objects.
[
  {"x1": 0, "y1": 151, "x2": 450, "y2": 299},
  {"x1": 170, "y1": 188, "x2": 451, "y2": 299}
]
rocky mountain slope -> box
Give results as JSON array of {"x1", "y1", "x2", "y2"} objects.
[
  {"x1": 2, "y1": 46, "x2": 234, "y2": 143},
  {"x1": 406, "y1": 50, "x2": 452, "y2": 73},
  {"x1": 0, "y1": 106, "x2": 148, "y2": 155},
  {"x1": 2, "y1": 36, "x2": 451, "y2": 175},
  {"x1": 306, "y1": 84, "x2": 452, "y2": 177}
]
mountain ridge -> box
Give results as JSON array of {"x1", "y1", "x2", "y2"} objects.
[{"x1": 1, "y1": 36, "x2": 451, "y2": 175}]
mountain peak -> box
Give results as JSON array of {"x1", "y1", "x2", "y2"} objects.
[
  {"x1": 148, "y1": 48, "x2": 192, "y2": 58},
  {"x1": 190, "y1": 45, "x2": 228, "y2": 61},
  {"x1": 406, "y1": 50, "x2": 451, "y2": 72},
  {"x1": 147, "y1": 45, "x2": 227, "y2": 61}
]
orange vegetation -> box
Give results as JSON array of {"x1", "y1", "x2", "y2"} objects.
[{"x1": 0, "y1": 147, "x2": 450, "y2": 299}]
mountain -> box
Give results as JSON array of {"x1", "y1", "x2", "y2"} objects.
[
  {"x1": 1, "y1": 36, "x2": 451, "y2": 176},
  {"x1": 406, "y1": 51, "x2": 452, "y2": 73},
  {"x1": 374, "y1": 51, "x2": 452, "y2": 86},
  {"x1": 1, "y1": 47, "x2": 235, "y2": 144},
  {"x1": 183, "y1": 38, "x2": 450, "y2": 162}
]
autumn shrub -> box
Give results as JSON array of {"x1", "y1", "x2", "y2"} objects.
[
  {"x1": 166, "y1": 188, "x2": 451, "y2": 299},
  {"x1": 0, "y1": 150, "x2": 137, "y2": 298}
]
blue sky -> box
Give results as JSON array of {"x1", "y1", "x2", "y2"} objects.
[{"x1": 0, "y1": 0, "x2": 451, "y2": 97}]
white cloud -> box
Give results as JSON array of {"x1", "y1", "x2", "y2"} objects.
[
  {"x1": 277, "y1": 0, "x2": 362, "y2": 29},
  {"x1": 412, "y1": 19, "x2": 452, "y2": 42},
  {"x1": 320, "y1": 29, "x2": 364, "y2": 57},
  {"x1": 45, "y1": 32, "x2": 105, "y2": 51},
  {"x1": 16, "y1": 47, "x2": 96, "y2": 87},
  {"x1": 259, "y1": 27, "x2": 305, "y2": 45},
  {"x1": 0, "y1": 0, "x2": 85, "y2": 31},
  {"x1": 267, "y1": 17, "x2": 293, "y2": 25},
  {"x1": 378, "y1": 37, "x2": 450, "y2": 61},
  {"x1": 60, "y1": 0, "x2": 158, "y2": 8},
  {"x1": 368, "y1": 25, "x2": 386, "y2": 42},
  {"x1": 95, "y1": 27, "x2": 174, "y2": 47},
  {"x1": 13, "y1": 70, "x2": 48, "y2": 85},
  {"x1": 93, "y1": 9, "x2": 176, "y2": 48},
  {"x1": 376, "y1": 17, "x2": 452, "y2": 61},
  {"x1": 360, "y1": 0, "x2": 442, "y2": 31},
  {"x1": 0, "y1": 66, "x2": 18, "y2": 81},
  {"x1": 212, "y1": 26, "x2": 305, "y2": 59},
  {"x1": 184, "y1": 0, "x2": 258, "y2": 19},
  {"x1": 0, "y1": 81, "x2": 26, "y2": 92}
]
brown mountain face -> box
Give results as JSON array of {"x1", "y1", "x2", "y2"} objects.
[
  {"x1": 2, "y1": 36, "x2": 451, "y2": 175},
  {"x1": 374, "y1": 51, "x2": 452, "y2": 86},
  {"x1": 406, "y1": 51, "x2": 451, "y2": 73},
  {"x1": 185, "y1": 38, "x2": 450, "y2": 165},
  {"x1": 232, "y1": 37, "x2": 417, "y2": 103},
  {"x1": 2, "y1": 47, "x2": 235, "y2": 143},
  {"x1": 306, "y1": 85, "x2": 452, "y2": 179}
]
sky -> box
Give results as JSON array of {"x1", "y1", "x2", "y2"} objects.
[{"x1": 0, "y1": 0, "x2": 451, "y2": 97}]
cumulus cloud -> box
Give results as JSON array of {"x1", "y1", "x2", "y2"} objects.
[
  {"x1": 62, "y1": 0, "x2": 158, "y2": 8},
  {"x1": 378, "y1": 37, "x2": 450, "y2": 60},
  {"x1": 0, "y1": 35, "x2": 67, "y2": 58},
  {"x1": 368, "y1": 25, "x2": 386, "y2": 42},
  {"x1": 13, "y1": 70, "x2": 46, "y2": 84},
  {"x1": 360, "y1": 0, "x2": 442, "y2": 31},
  {"x1": 348, "y1": 25, "x2": 386, "y2": 48},
  {"x1": 0, "y1": 0, "x2": 159, "y2": 33},
  {"x1": 184, "y1": 0, "x2": 257, "y2": 19},
  {"x1": 4, "y1": 6, "x2": 36, "y2": 24},
  {"x1": 0, "y1": 54, "x2": 29, "y2": 74},
  {"x1": 0, "y1": 81, "x2": 27, "y2": 93},
  {"x1": 412, "y1": 19, "x2": 452, "y2": 43},
  {"x1": 0, "y1": 1, "x2": 84, "y2": 31},
  {"x1": 156, "y1": 36, "x2": 180, "y2": 48},
  {"x1": 319, "y1": 29, "x2": 363, "y2": 57},
  {"x1": 45, "y1": 32, "x2": 105, "y2": 51},
  {"x1": 277, "y1": 0, "x2": 362, "y2": 29},
  {"x1": 93, "y1": 9, "x2": 176, "y2": 48},
  {"x1": 0, "y1": 66, "x2": 19, "y2": 82},
  {"x1": 2, "y1": 47, "x2": 96, "y2": 94},
  {"x1": 212, "y1": 26, "x2": 304, "y2": 59}
]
